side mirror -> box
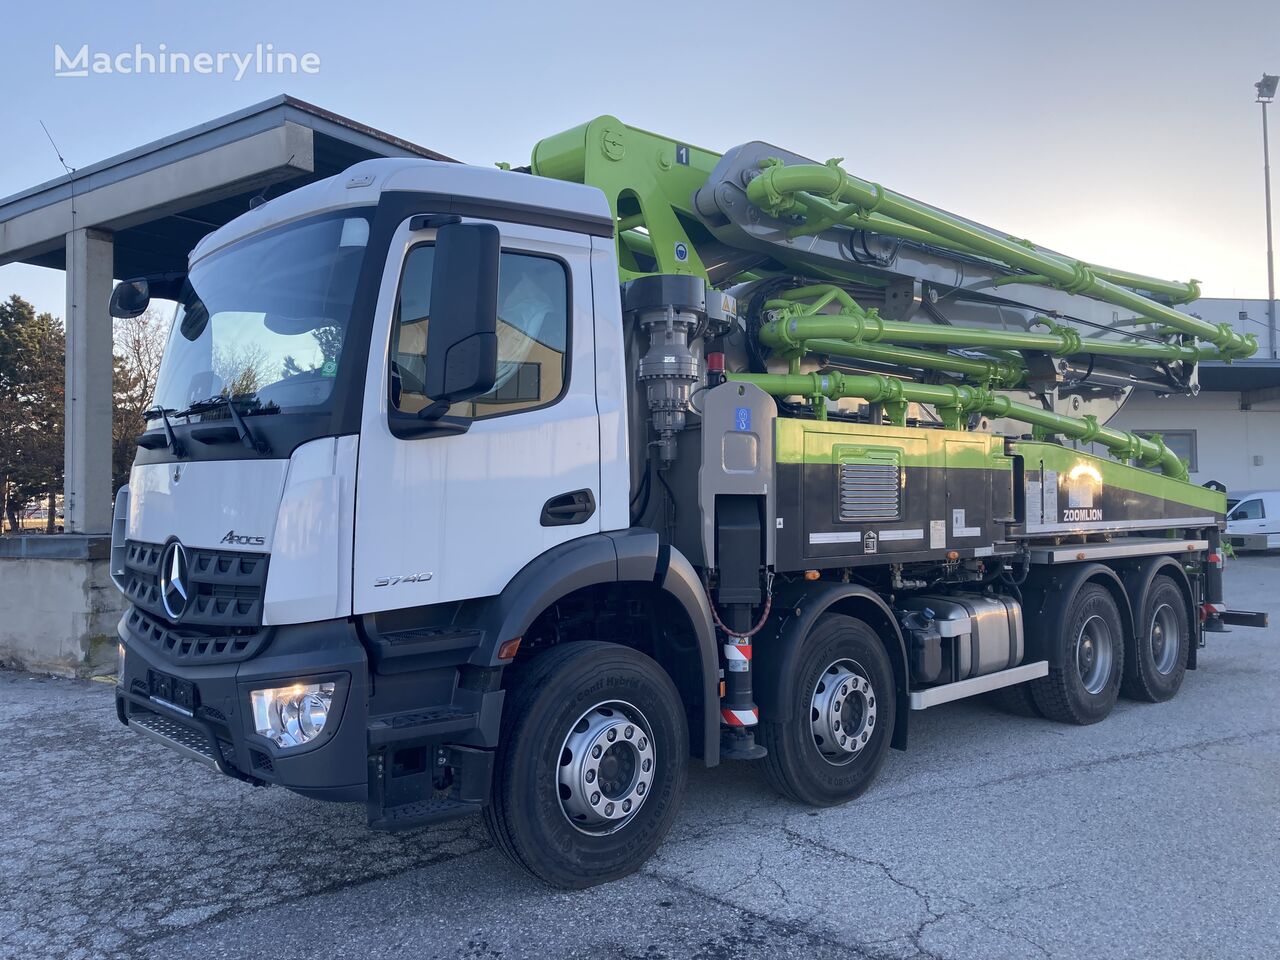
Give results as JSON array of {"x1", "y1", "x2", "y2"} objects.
[
  {"x1": 109, "y1": 279, "x2": 151, "y2": 318},
  {"x1": 423, "y1": 222, "x2": 500, "y2": 411}
]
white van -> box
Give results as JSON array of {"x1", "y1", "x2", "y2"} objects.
[{"x1": 1226, "y1": 491, "x2": 1280, "y2": 550}]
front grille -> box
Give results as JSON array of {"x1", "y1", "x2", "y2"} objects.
[
  {"x1": 122, "y1": 539, "x2": 269, "y2": 630},
  {"x1": 124, "y1": 606, "x2": 270, "y2": 664},
  {"x1": 837, "y1": 449, "x2": 902, "y2": 522}
]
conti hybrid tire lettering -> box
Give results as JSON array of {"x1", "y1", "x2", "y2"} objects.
[
  {"x1": 759, "y1": 614, "x2": 895, "y2": 807},
  {"x1": 1030, "y1": 582, "x2": 1126, "y2": 725},
  {"x1": 1121, "y1": 575, "x2": 1190, "y2": 703},
  {"x1": 483, "y1": 641, "x2": 688, "y2": 889}
]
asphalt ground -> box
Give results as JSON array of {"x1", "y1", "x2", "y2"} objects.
[{"x1": 2, "y1": 555, "x2": 1278, "y2": 960}]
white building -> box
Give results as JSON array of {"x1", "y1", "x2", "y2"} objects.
[{"x1": 1105, "y1": 297, "x2": 1280, "y2": 494}]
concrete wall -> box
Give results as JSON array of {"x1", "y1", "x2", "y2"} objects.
[
  {"x1": 0, "y1": 537, "x2": 124, "y2": 677},
  {"x1": 1108, "y1": 391, "x2": 1280, "y2": 493}
]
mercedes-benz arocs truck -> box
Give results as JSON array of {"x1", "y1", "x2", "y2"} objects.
[{"x1": 109, "y1": 116, "x2": 1264, "y2": 888}]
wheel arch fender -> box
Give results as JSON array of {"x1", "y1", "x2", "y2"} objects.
[
  {"x1": 1112, "y1": 555, "x2": 1198, "y2": 671},
  {"x1": 476, "y1": 529, "x2": 720, "y2": 767},
  {"x1": 1023, "y1": 562, "x2": 1133, "y2": 669},
  {"x1": 656, "y1": 544, "x2": 721, "y2": 767},
  {"x1": 755, "y1": 581, "x2": 910, "y2": 751}
]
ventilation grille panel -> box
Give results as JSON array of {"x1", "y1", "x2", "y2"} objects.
[{"x1": 838, "y1": 449, "x2": 902, "y2": 522}]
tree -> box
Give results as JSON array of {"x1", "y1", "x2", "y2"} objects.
[
  {"x1": 213, "y1": 340, "x2": 271, "y2": 398},
  {"x1": 0, "y1": 297, "x2": 170, "y2": 534},
  {"x1": 112, "y1": 308, "x2": 169, "y2": 492},
  {"x1": 0, "y1": 295, "x2": 65, "y2": 533}
]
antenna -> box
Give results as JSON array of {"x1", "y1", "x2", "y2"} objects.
[
  {"x1": 37, "y1": 118, "x2": 80, "y2": 521},
  {"x1": 37, "y1": 118, "x2": 79, "y2": 302},
  {"x1": 39, "y1": 119, "x2": 75, "y2": 177}
]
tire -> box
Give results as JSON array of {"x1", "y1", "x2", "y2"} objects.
[
  {"x1": 1121, "y1": 575, "x2": 1189, "y2": 703},
  {"x1": 483, "y1": 641, "x2": 688, "y2": 889},
  {"x1": 1030, "y1": 582, "x2": 1125, "y2": 724},
  {"x1": 759, "y1": 614, "x2": 895, "y2": 807}
]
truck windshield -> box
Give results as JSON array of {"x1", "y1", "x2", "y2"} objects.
[{"x1": 152, "y1": 209, "x2": 372, "y2": 416}]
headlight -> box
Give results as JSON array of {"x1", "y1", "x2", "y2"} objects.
[
  {"x1": 250, "y1": 682, "x2": 336, "y2": 748},
  {"x1": 116, "y1": 642, "x2": 126, "y2": 684}
]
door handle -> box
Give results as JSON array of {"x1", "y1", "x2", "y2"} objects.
[{"x1": 541, "y1": 489, "x2": 596, "y2": 527}]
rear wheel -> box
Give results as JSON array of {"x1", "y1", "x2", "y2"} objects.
[
  {"x1": 1030, "y1": 582, "x2": 1125, "y2": 724},
  {"x1": 484, "y1": 642, "x2": 688, "y2": 888},
  {"x1": 759, "y1": 614, "x2": 895, "y2": 806},
  {"x1": 1121, "y1": 575, "x2": 1189, "y2": 703}
]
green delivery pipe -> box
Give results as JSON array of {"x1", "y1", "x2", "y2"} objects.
[
  {"x1": 788, "y1": 193, "x2": 1202, "y2": 304},
  {"x1": 745, "y1": 162, "x2": 1256, "y2": 360},
  {"x1": 764, "y1": 285, "x2": 1217, "y2": 364},
  {"x1": 728, "y1": 370, "x2": 1186, "y2": 480}
]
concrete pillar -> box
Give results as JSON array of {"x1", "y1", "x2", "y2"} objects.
[{"x1": 64, "y1": 227, "x2": 115, "y2": 534}]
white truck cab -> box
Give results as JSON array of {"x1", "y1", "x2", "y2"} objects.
[{"x1": 1226, "y1": 490, "x2": 1280, "y2": 551}]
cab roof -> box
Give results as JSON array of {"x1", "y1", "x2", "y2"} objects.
[{"x1": 191, "y1": 157, "x2": 613, "y2": 264}]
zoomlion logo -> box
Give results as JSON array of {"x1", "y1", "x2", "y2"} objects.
[
  {"x1": 221, "y1": 530, "x2": 266, "y2": 546},
  {"x1": 1062, "y1": 508, "x2": 1103, "y2": 522}
]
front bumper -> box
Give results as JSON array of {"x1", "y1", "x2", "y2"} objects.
[
  {"x1": 1227, "y1": 532, "x2": 1280, "y2": 551},
  {"x1": 116, "y1": 615, "x2": 371, "y2": 801},
  {"x1": 116, "y1": 608, "x2": 503, "y2": 827}
]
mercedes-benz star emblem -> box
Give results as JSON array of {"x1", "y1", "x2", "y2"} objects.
[{"x1": 159, "y1": 541, "x2": 190, "y2": 620}]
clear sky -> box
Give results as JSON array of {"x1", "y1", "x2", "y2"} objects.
[{"x1": 1, "y1": 0, "x2": 1277, "y2": 318}]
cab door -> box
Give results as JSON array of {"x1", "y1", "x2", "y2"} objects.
[{"x1": 353, "y1": 217, "x2": 600, "y2": 614}]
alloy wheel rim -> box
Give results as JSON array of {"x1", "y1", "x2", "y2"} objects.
[
  {"x1": 1075, "y1": 614, "x2": 1115, "y2": 695},
  {"x1": 1149, "y1": 603, "x2": 1180, "y2": 675},
  {"x1": 557, "y1": 700, "x2": 655, "y2": 835},
  {"x1": 810, "y1": 659, "x2": 877, "y2": 766}
]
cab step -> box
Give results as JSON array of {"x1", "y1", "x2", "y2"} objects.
[
  {"x1": 368, "y1": 706, "x2": 477, "y2": 747},
  {"x1": 368, "y1": 795, "x2": 483, "y2": 832},
  {"x1": 367, "y1": 627, "x2": 484, "y2": 674}
]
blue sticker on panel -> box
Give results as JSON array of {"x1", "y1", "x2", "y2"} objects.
[{"x1": 735, "y1": 407, "x2": 752, "y2": 432}]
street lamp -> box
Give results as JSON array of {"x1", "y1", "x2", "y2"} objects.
[{"x1": 1258, "y1": 73, "x2": 1278, "y2": 358}]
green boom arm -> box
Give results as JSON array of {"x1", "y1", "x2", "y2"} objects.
[{"x1": 529, "y1": 117, "x2": 1255, "y2": 479}]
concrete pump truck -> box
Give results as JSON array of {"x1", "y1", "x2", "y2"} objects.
[{"x1": 109, "y1": 116, "x2": 1265, "y2": 888}]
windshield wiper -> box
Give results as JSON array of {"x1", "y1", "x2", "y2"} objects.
[
  {"x1": 182, "y1": 395, "x2": 272, "y2": 454},
  {"x1": 142, "y1": 406, "x2": 187, "y2": 458}
]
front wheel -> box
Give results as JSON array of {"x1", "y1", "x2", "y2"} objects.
[
  {"x1": 759, "y1": 614, "x2": 896, "y2": 807},
  {"x1": 483, "y1": 642, "x2": 688, "y2": 889}
]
